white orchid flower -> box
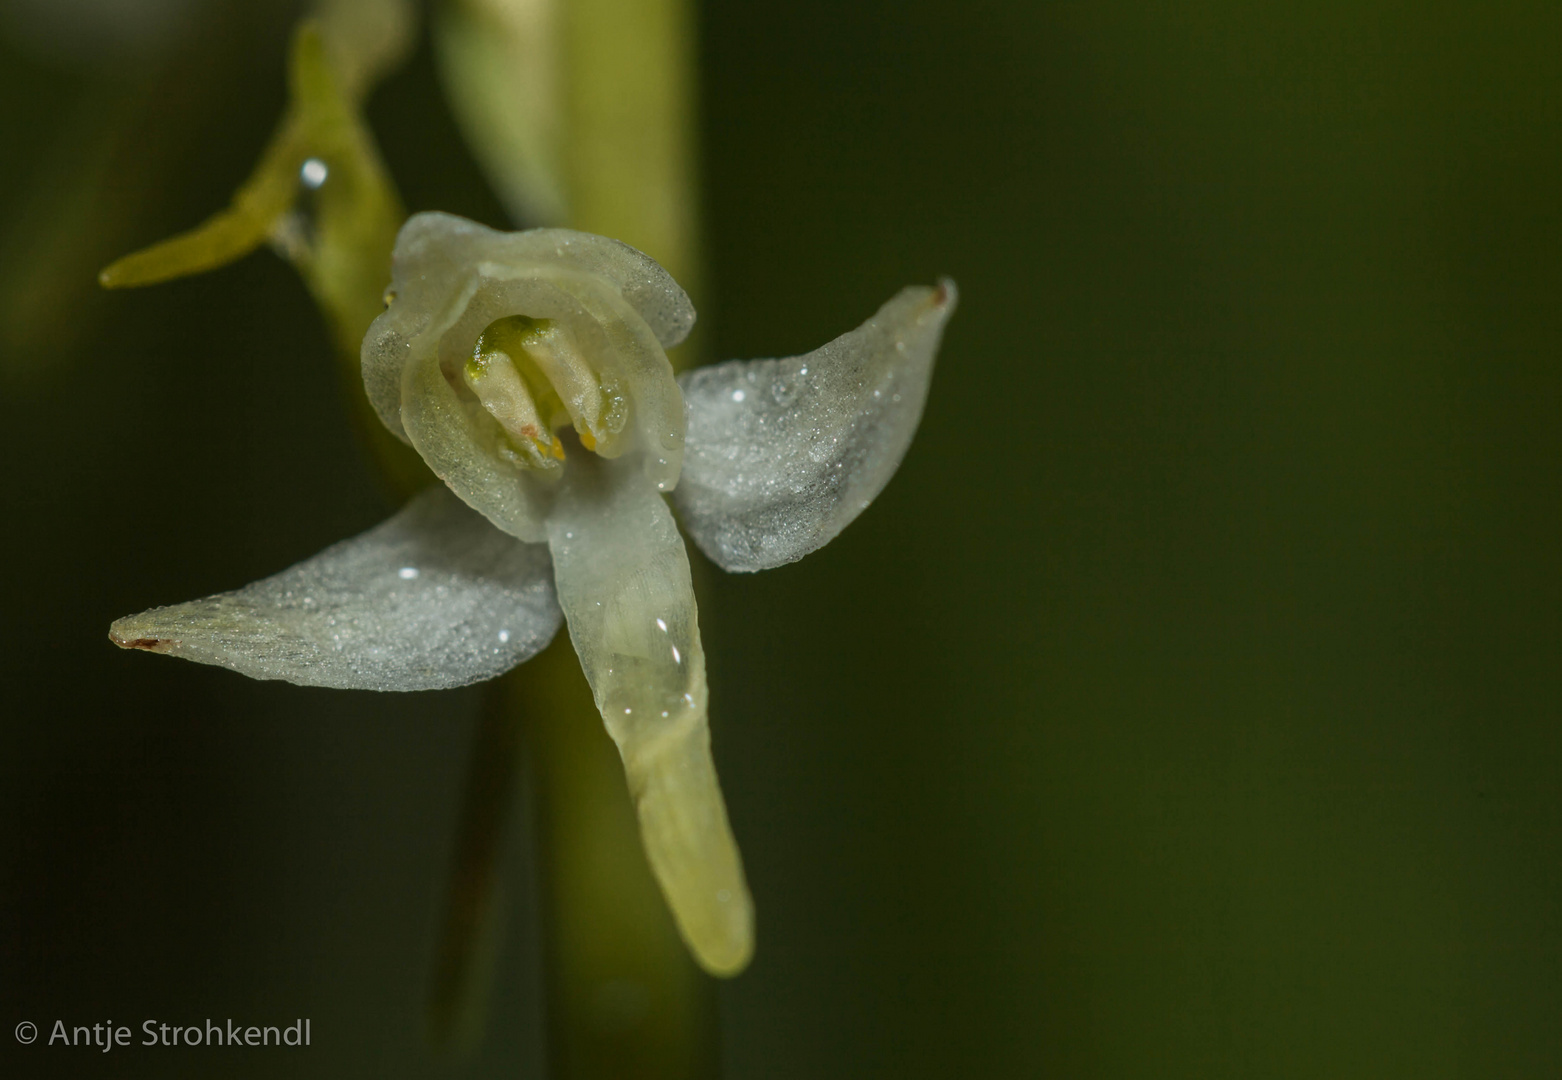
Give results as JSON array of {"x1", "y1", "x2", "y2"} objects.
[{"x1": 110, "y1": 211, "x2": 957, "y2": 975}]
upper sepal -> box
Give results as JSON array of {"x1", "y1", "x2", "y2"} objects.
[
  {"x1": 675, "y1": 279, "x2": 957, "y2": 572},
  {"x1": 109, "y1": 486, "x2": 562, "y2": 691}
]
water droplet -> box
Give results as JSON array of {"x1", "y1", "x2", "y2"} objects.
[
  {"x1": 799, "y1": 365, "x2": 809, "y2": 375},
  {"x1": 656, "y1": 618, "x2": 668, "y2": 632},
  {"x1": 624, "y1": 707, "x2": 633, "y2": 715},
  {"x1": 731, "y1": 389, "x2": 746, "y2": 402},
  {"x1": 671, "y1": 645, "x2": 682, "y2": 664},
  {"x1": 398, "y1": 567, "x2": 420, "y2": 580},
  {"x1": 300, "y1": 158, "x2": 328, "y2": 188},
  {"x1": 498, "y1": 629, "x2": 510, "y2": 643}
]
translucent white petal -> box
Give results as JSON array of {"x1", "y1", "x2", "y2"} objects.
[
  {"x1": 546, "y1": 447, "x2": 754, "y2": 976},
  {"x1": 362, "y1": 213, "x2": 692, "y2": 533},
  {"x1": 675, "y1": 280, "x2": 957, "y2": 572},
  {"x1": 109, "y1": 486, "x2": 562, "y2": 691}
]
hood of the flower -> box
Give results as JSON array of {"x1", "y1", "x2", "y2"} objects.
[{"x1": 362, "y1": 211, "x2": 695, "y2": 542}]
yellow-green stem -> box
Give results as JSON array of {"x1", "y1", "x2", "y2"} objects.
[
  {"x1": 428, "y1": 0, "x2": 720, "y2": 1072},
  {"x1": 537, "y1": 2, "x2": 719, "y2": 1068},
  {"x1": 512, "y1": 640, "x2": 719, "y2": 1078}
]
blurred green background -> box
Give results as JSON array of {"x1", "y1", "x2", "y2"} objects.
[{"x1": 2, "y1": 0, "x2": 1560, "y2": 1076}]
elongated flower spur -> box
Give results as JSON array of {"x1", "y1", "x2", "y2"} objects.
[{"x1": 111, "y1": 211, "x2": 957, "y2": 975}]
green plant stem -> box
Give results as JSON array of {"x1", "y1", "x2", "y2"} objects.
[
  {"x1": 427, "y1": 0, "x2": 721, "y2": 1073},
  {"x1": 427, "y1": 682, "x2": 524, "y2": 1052},
  {"x1": 513, "y1": 641, "x2": 720, "y2": 1078},
  {"x1": 562, "y1": 0, "x2": 701, "y2": 287}
]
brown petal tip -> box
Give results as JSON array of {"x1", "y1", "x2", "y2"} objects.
[{"x1": 110, "y1": 631, "x2": 172, "y2": 652}]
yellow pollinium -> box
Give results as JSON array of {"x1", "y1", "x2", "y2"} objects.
[{"x1": 464, "y1": 314, "x2": 623, "y2": 470}]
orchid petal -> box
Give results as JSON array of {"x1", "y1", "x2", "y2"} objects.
[
  {"x1": 109, "y1": 486, "x2": 561, "y2": 691},
  {"x1": 545, "y1": 446, "x2": 754, "y2": 976},
  {"x1": 675, "y1": 280, "x2": 957, "y2": 572}
]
